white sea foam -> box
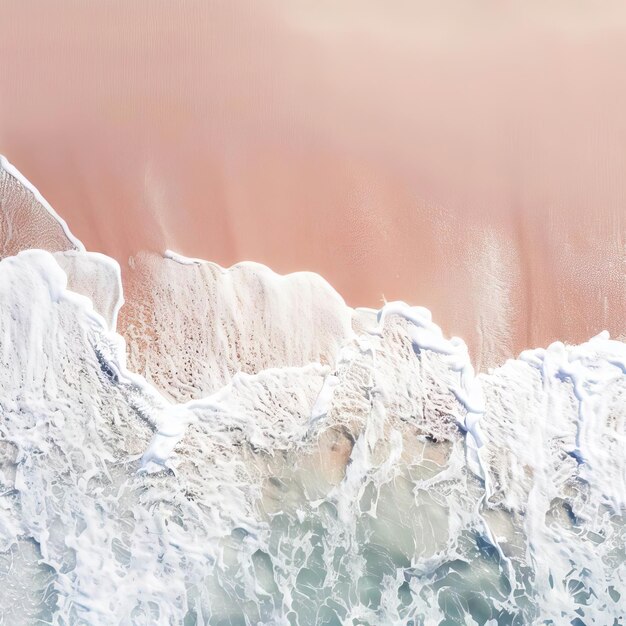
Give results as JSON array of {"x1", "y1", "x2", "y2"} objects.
[
  {"x1": 0, "y1": 165, "x2": 625, "y2": 624},
  {"x1": 119, "y1": 249, "x2": 354, "y2": 402},
  {"x1": 164, "y1": 249, "x2": 209, "y2": 266},
  {"x1": 54, "y1": 250, "x2": 124, "y2": 330}
]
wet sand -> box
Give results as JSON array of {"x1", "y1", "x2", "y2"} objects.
[{"x1": 1, "y1": 0, "x2": 625, "y2": 368}]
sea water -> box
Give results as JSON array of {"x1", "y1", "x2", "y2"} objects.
[{"x1": 0, "y1": 157, "x2": 624, "y2": 625}]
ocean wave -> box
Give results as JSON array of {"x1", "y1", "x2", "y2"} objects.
[{"x1": 0, "y1": 156, "x2": 624, "y2": 624}]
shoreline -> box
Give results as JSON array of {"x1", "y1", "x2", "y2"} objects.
[{"x1": 1, "y1": 0, "x2": 626, "y2": 367}]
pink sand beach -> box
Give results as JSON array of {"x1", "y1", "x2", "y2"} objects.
[{"x1": 1, "y1": 0, "x2": 625, "y2": 367}]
